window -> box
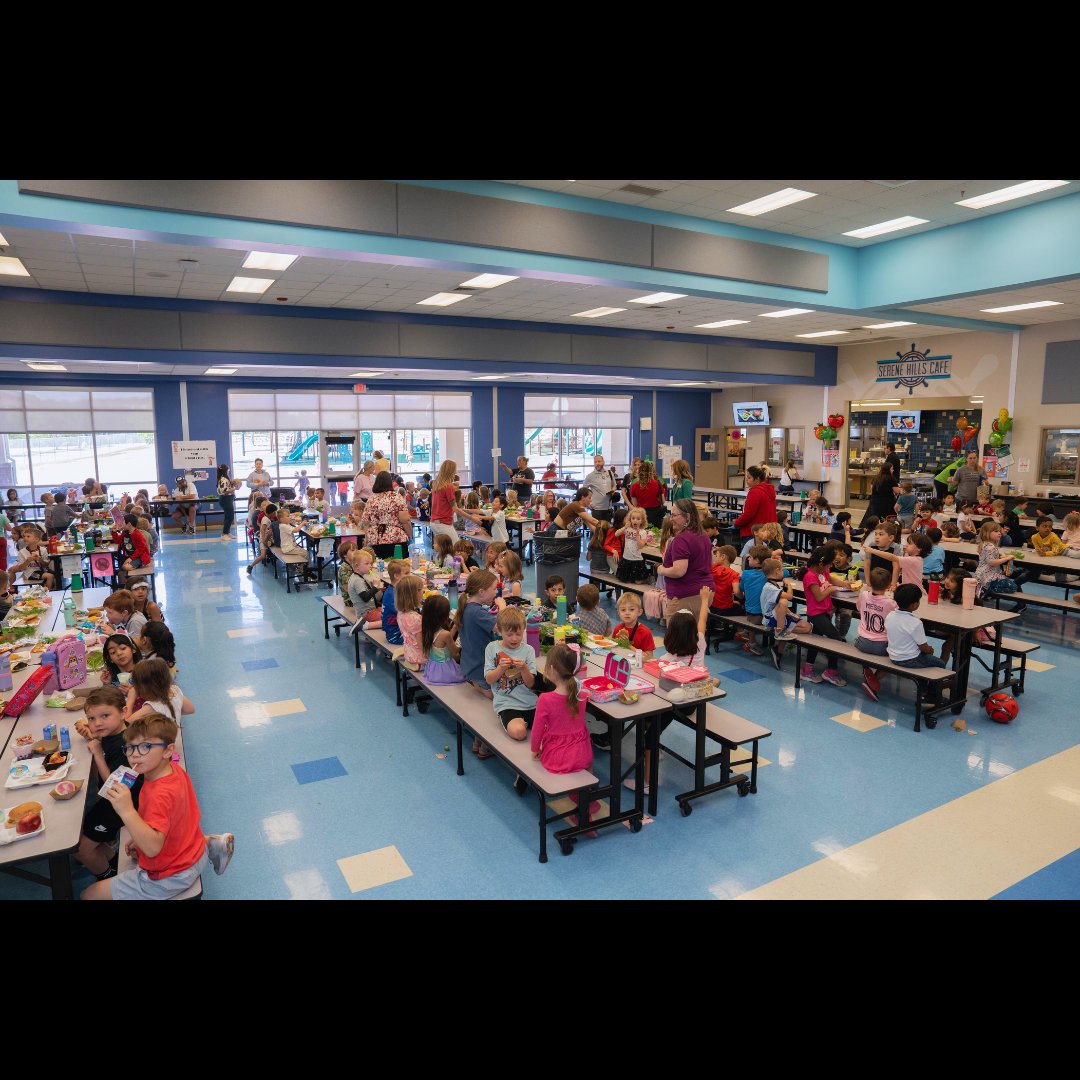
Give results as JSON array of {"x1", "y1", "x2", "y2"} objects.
[
  {"x1": 523, "y1": 395, "x2": 631, "y2": 481},
  {"x1": 1040, "y1": 428, "x2": 1080, "y2": 485},
  {"x1": 0, "y1": 389, "x2": 157, "y2": 503}
]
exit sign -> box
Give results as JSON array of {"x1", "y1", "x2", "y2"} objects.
[{"x1": 353, "y1": 383, "x2": 367, "y2": 394}]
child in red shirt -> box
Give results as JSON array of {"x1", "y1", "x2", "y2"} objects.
[
  {"x1": 603, "y1": 509, "x2": 627, "y2": 571},
  {"x1": 612, "y1": 593, "x2": 655, "y2": 657},
  {"x1": 709, "y1": 544, "x2": 744, "y2": 616}
]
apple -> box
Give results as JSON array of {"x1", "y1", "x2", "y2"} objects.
[{"x1": 16, "y1": 812, "x2": 41, "y2": 835}]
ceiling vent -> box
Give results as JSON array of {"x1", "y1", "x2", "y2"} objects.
[{"x1": 620, "y1": 183, "x2": 666, "y2": 197}]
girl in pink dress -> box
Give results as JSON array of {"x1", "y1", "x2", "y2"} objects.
[
  {"x1": 531, "y1": 644, "x2": 599, "y2": 836},
  {"x1": 395, "y1": 575, "x2": 425, "y2": 670}
]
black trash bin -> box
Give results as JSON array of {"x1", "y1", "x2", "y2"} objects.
[{"x1": 533, "y1": 530, "x2": 582, "y2": 612}]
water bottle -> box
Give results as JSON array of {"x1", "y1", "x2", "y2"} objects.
[
  {"x1": 556, "y1": 594, "x2": 567, "y2": 625},
  {"x1": 63, "y1": 598, "x2": 76, "y2": 627},
  {"x1": 411, "y1": 548, "x2": 421, "y2": 571},
  {"x1": 328, "y1": 519, "x2": 336, "y2": 535},
  {"x1": 394, "y1": 544, "x2": 403, "y2": 560},
  {"x1": 526, "y1": 617, "x2": 541, "y2": 657}
]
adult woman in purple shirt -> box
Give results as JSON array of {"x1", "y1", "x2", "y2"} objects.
[{"x1": 656, "y1": 499, "x2": 714, "y2": 622}]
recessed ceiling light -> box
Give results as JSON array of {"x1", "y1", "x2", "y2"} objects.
[
  {"x1": 957, "y1": 180, "x2": 1068, "y2": 210},
  {"x1": 695, "y1": 319, "x2": 750, "y2": 329},
  {"x1": 727, "y1": 187, "x2": 817, "y2": 217},
  {"x1": 843, "y1": 216, "x2": 929, "y2": 239},
  {"x1": 226, "y1": 276, "x2": 275, "y2": 294},
  {"x1": 864, "y1": 321, "x2": 916, "y2": 329},
  {"x1": 797, "y1": 330, "x2": 850, "y2": 338},
  {"x1": 348, "y1": 370, "x2": 384, "y2": 378},
  {"x1": 472, "y1": 375, "x2": 512, "y2": 381},
  {"x1": 418, "y1": 292, "x2": 471, "y2": 307},
  {"x1": 571, "y1": 307, "x2": 626, "y2": 318},
  {"x1": 671, "y1": 382, "x2": 707, "y2": 387},
  {"x1": 760, "y1": 308, "x2": 814, "y2": 318},
  {"x1": 980, "y1": 300, "x2": 1063, "y2": 314},
  {"x1": 205, "y1": 367, "x2": 238, "y2": 375},
  {"x1": 969, "y1": 397, "x2": 984, "y2": 403},
  {"x1": 0, "y1": 256, "x2": 31, "y2": 277},
  {"x1": 459, "y1": 274, "x2": 518, "y2": 289},
  {"x1": 25, "y1": 362, "x2": 67, "y2": 372},
  {"x1": 628, "y1": 292, "x2": 688, "y2": 305},
  {"x1": 242, "y1": 251, "x2": 298, "y2": 271}
]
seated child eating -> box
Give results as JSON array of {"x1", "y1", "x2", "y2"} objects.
[
  {"x1": 484, "y1": 606, "x2": 541, "y2": 743},
  {"x1": 346, "y1": 547, "x2": 384, "y2": 631},
  {"x1": 759, "y1": 558, "x2": 810, "y2": 667},
  {"x1": 574, "y1": 583, "x2": 612, "y2": 637},
  {"x1": 394, "y1": 573, "x2": 424, "y2": 670},
  {"x1": 612, "y1": 592, "x2": 655, "y2": 657},
  {"x1": 382, "y1": 559, "x2": 409, "y2": 645}
]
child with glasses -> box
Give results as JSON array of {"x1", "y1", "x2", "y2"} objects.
[{"x1": 81, "y1": 713, "x2": 232, "y2": 900}]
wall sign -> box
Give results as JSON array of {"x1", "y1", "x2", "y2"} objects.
[
  {"x1": 171, "y1": 440, "x2": 216, "y2": 470},
  {"x1": 822, "y1": 446, "x2": 840, "y2": 469},
  {"x1": 875, "y1": 343, "x2": 953, "y2": 395}
]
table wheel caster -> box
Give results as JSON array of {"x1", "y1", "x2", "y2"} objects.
[
  {"x1": 925, "y1": 717, "x2": 937, "y2": 729},
  {"x1": 679, "y1": 801, "x2": 692, "y2": 817},
  {"x1": 559, "y1": 839, "x2": 575, "y2": 856},
  {"x1": 738, "y1": 781, "x2": 750, "y2": 797}
]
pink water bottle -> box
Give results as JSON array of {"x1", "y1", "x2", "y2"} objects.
[
  {"x1": 928, "y1": 581, "x2": 940, "y2": 604},
  {"x1": 962, "y1": 577, "x2": 977, "y2": 610}
]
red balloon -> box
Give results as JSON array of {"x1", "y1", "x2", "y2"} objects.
[
  {"x1": 964, "y1": 426, "x2": 979, "y2": 443},
  {"x1": 828, "y1": 414, "x2": 845, "y2": 430},
  {"x1": 951, "y1": 436, "x2": 962, "y2": 451}
]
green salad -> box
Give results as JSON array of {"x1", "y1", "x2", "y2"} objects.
[{"x1": 85, "y1": 650, "x2": 105, "y2": 671}]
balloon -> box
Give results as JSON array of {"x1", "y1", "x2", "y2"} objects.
[
  {"x1": 992, "y1": 419, "x2": 1000, "y2": 433},
  {"x1": 957, "y1": 417, "x2": 968, "y2": 430},
  {"x1": 951, "y1": 436, "x2": 962, "y2": 451},
  {"x1": 1003, "y1": 418, "x2": 1012, "y2": 434},
  {"x1": 964, "y1": 426, "x2": 979, "y2": 443},
  {"x1": 828, "y1": 414, "x2": 845, "y2": 430},
  {"x1": 999, "y1": 408, "x2": 1009, "y2": 422},
  {"x1": 730, "y1": 430, "x2": 741, "y2": 440},
  {"x1": 989, "y1": 432, "x2": 1003, "y2": 447}
]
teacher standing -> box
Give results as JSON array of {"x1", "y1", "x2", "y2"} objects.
[
  {"x1": 354, "y1": 460, "x2": 377, "y2": 502},
  {"x1": 583, "y1": 455, "x2": 618, "y2": 522},
  {"x1": 429, "y1": 460, "x2": 460, "y2": 545},
  {"x1": 884, "y1": 443, "x2": 903, "y2": 487},
  {"x1": 360, "y1": 472, "x2": 412, "y2": 558},
  {"x1": 731, "y1": 465, "x2": 777, "y2": 539},
  {"x1": 656, "y1": 500, "x2": 714, "y2": 622},
  {"x1": 949, "y1": 450, "x2": 987, "y2": 506},
  {"x1": 246, "y1": 458, "x2": 272, "y2": 507},
  {"x1": 215, "y1": 464, "x2": 242, "y2": 541},
  {"x1": 499, "y1": 455, "x2": 535, "y2": 503},
  {"x1": 862, "y1": 463, "x2": 899, "y2": 527},
  {"x1": 630, "y1": 460, "x2": 665, "y2": 528}
]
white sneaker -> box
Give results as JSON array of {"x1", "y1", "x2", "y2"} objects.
[
  {"x1": 623, "y1": 777, "x2": 651, "y2": 796},
  {"x1": 206, "y1": 833, "x2": 234, "y2": 875}
]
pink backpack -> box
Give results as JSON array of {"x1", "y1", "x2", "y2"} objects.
[{"x1": 641, "y1": 586, "x2": 666, "y2": 621}]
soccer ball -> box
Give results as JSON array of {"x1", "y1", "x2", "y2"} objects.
[{"x1": 985, "y1": 692, "x2": 1019, "y2": 724}]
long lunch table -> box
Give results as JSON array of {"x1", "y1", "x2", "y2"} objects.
[
  {"x1": 0, "y1": 586, "x2": 112, "y2": 899},
  {"x1": 298, "y1": 525, "x2": 363, "y2": 584}
]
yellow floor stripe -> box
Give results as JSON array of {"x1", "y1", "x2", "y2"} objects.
[
  {"x1": 337, "y1": 846, "x2": 413, "y2": 893},
  {"x1": 1025, "y1": 659, "x2": 1055, "y2": 673},
  {"x1": 738, "y1": 744, "x2": 1080, "y2": 900}
]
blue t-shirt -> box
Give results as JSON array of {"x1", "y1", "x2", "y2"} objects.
[
  {"x1": 382, "y1": 586, "x2": 402, "y2": 645},
  {"x1": 896, "y1": 493, "x2": 918, "y2": 515},
  {"x1": 922, "y1": 544, "x2": 945, "y2": 575},
  {"x1": 459, "y1": 602, "x2": 499, "y2": 684},
  {"x1": 740, "y1": 568, "x2": 767, "y2": 615}
]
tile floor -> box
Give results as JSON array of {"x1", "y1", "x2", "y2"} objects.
[{"x1": 4, "y1": 528, "x2": 1079, "y2": 900}]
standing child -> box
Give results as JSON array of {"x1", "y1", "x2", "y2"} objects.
[
  {"x1": 800, "y1": 544, "x2": 848, "y2": 686},
  {"x1": 382, "y1": 560, "x2": 408, "y2": 645},
  {"x1": 587, "y1": 521, "x2": 612, "y2": 572},
  {"x1": 616, "y1": 507, "x2": 651, "y2": 583},
  {"x1": 574, "y1": 584, "x2": 612, "y2": 637},
  {"x1": 760, "y1": 558, "x2": 810, "y2": 669},
  {"x1": 531, "y1": 643, "x2": 599, "y2": 837},
  {"x1": 456, "y1": 569, "x2": 505, "y2": 755},
  {"x1": 394, "y1": 573, "x2": 425, "y2": 670},
  {"x1": 485, "y1": 493, "x2": 510, "y2": 543},
  {"x1": 854, "y1": 567, "x2": 898, "y2": 702},
  {"x1": 484, "y1": 606, "x2": 540, "y2": 744},
  {"x1": 894, "y1": 482, "x2": 918, "y2": 531},
  {"x1": 420, "y1": 594, "x2": 463, "y2": 684},
  {"x1": 295, "y1": 470, "x2": 310, "y2": 499},
  {"x1": 870, "y1": 532, "x2": 932, "y2": 594}
]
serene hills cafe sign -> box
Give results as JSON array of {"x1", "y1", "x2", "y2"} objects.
[{"x1": 876, "y1": 343, "x2": 952, "y2": 395}]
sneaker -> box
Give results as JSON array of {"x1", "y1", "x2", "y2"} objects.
[
  {"x1": 861, "y1": 677, "x2": 879, "y2": 702},
  {"x1": 623, "y1": 776, "x2": 650, "y2": 796},
  {"x1": 476, "y1": 743, "x2": 495, "y2": 760},
  {"x1": 821, "y1": 668, "x2": 847, "y2": 687},
  {"x1": 513, "y1": 774, "x2": 528, "y2": 795},
  {"x1": 590, "y1": 731, "x2": 612, "y2": 751},
  {"x1": 96, "y1": 866, "x2": 118, "y2": 882},
  {"x1": 774, "y1": 626, "x2": 796, "y2": 641},
  {"x1": 206, "y1": 833, "x2": 234, "y2": 876},
  {"x1": 742, "y1": 640, "x2": 763, "y2": 657},
  {"x1": 770, "y1": 645, "x2": 782, "y2": 670},
  {"x1": 734, "y1": 630, "x2": 752, "y2": 643},
  {"x1": 862, "y1": 666, "x2": 881, "y2": 693},
  {"x1": 801, "y1": 663, "x2": 823, "y2": 683}
]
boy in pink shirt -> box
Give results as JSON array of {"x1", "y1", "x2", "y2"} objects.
[{"x1": 854, "y1": 567, "x2": 898, "y2": 702}]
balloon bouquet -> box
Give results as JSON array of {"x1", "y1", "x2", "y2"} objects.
[
  {"x1": 988, "y1": 408, "x2": 1012, "y2": 448},
  {"x1": 814, "y1": 414, "x2": 844, "y2": 448},
  {"x1": 950, "y1": 414, "x2": 981, "y2": 452}
]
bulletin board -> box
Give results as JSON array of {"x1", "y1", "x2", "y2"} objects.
[{"x1": 656, "y1": 444, "x2": 683, "y2": 480}]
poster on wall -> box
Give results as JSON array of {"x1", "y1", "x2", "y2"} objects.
[
  {"x1": 171, "y1": 440, "x2": 216, "y2": 471},
  {"x1": 656, "y1": 444, "x2": 683, "y2": 480},
  {"x1": 822, "y1": 446, "x2": 840, "y2": 469},
  {"x1": 983, "y1": 443, "x2": 1010, "y2": 481}
]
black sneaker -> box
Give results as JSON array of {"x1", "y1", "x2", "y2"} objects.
[
  {"x1": 590, "y1": 731, "x2": 612, "y2": 751},
  {"x1": 513, "y1": 774, "x2": 528, "y2": 796}
]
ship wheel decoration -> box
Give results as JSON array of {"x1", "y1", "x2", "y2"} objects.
[{"x1": 894, "y1": 344, "x2": 929, "y2": 394}]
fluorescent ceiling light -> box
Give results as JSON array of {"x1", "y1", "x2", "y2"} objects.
[
  {"x1": 242, "y1": 251, "x2": 298, "y2": 271},
  {"x1": 571, "y1": 307, "x2": 626, "y2": 318},
  {"x1": 969, "y1": 398, "x2": 984, "y2": 403},
  {"x1": 957, "y1": 180, "x2": 1068, "y2": 209},
  {"x1": 226, "y1": 276, "x2": 275, "y2": 294},
  {"x1": 418, "y1": 292, "x2": 471, "y2": 307},
  {"x1": 864, "y1": 321, "x2": 916, "y2": 329},
  {"x1": 797, "y1": 330, "x2": 849, "y2": 338},
  {"x1": 0, "y1": 255, "x2": 31, "y2": 277},
  {"x1": 695, "y1": 319, "x2": 750, "y2": 329},
  {"x1": 843, "y1": 216, "x2": 928, "y2": 239},
  {"x1": 728, "y1": 188, "x2": 817, "y2": 217},
  {"x1": 348, "y1": 370, "x2": 384, "y2": 378},
  {"x1": 760, "y1": 308, "x2": 813, "y2": 318},
  {"x1": 472, "y1": 375, "x2": 512, "y2": 381},
  {"x1": 25, "y1": 362, "x2": 67, "y2": 372},
  {"x1": 459, "y1": 274, "x2": 518, "y2": 289},
  {"x1": 851, "y1": 400, "x2": 900, "y2": 408},
  {"x1": 628, "y1": 292, "x2": 687, "y2": 305},
  {"x1": 205, "y1": 367, "x2": 238, "y2": 375},
  {"x1": 980, "y1": 299, "x2": 1063, "y2": 314},
  {"x1": 671, "y1": 382, "x2": 707, "y2": 387}
]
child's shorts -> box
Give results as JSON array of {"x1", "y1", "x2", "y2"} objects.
[
  {"x1": 82, "y1": 799, "x2": 124, "y2": 845},
  {"x1": 499, "y1": 708, "x2": 536, "y2": 730},
  {"x1": 25, "y1": 569, "x2": 46, "y2": 582},
  {"x1": 764, "y1": 613, "x2": 799, "y2": 631},
  {"x1": 110, "y1": 848, "x2": 209, "y2": 901},
  {"x1": 746, "y1": 613, "x2": 764, "y2": 625}
]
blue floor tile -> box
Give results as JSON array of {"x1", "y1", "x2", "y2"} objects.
[
  {"x1": 717, "y1": 667, "x2": 766, "y2": 684},
  {"x1": 291, "y1": 756, "x2": 349, "y2": 785},
  {"x1": 992, "y1": 847, "x2": 1080, "y2": 900},
  {"x1": 242, "y1": 657, "x2": 279, "y2": 671}
]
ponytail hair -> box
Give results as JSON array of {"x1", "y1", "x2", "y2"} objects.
[
  {"x1": 454, "y1": 569, "x2": 496, "y2": 628},
  {"x1": 544, "y1": 643, "x2": 581, "y2": 717}
]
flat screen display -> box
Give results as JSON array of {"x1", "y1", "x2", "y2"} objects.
[
  {"x1": 887, "y1": 410, "x2": 921, "y2": 434},
  {"x1": 732, "y1": 401, "x2": 770, "y2": 426}
]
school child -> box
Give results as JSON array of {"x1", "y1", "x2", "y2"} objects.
[
  {"x1": 709, "y1": 545, "x2": 744, "y2": 617},
  {"x1": 100, "y1": 633, "x2": 139, "y2": 688},
  {"x1": 1009, "y1": 496, "x2": 1031, "y2": 535},
  {"x1": 760, "y1": 558, "x2": 810, "y2": 669},
  {"x1": 800, "y1": 544, "x2": 848, "y2": 686},
  {"x1": 484, "y1": 606, "x2": 540, "y2": 744},
  {"x1": 701, "y1": 516, "x2": 721, "y2": 545},
  {"x1": 575, "y1": 584, "x2": 612, "y2": 637},
  {"x1": 345, "y1": 500, "x2": 366, "y2": 530},
  {"x1": 345, "y1": 547, "x2": 384, "y2": 630},
  {"x1": 381, "y1": 560, "x2": 408, "y2": 645},
  {"x1": 135, "y1": 622, "x2": 177, "y2": 670},
  {"x1": 456, "y1": 570, "x2": 504, "y2": 730},
  {"x1": 892, "y1": 482, "x2": 916, "y2": 529},
  {"x1": 867, "y1": 532, "x2": 931, "y2": 594},
  {"x1": 504, "y1": 489, "x2": 520, "y2": 512},
  {"x1": 394, "y1": 573, "x2": 425, "y2": 670},
  {"x1": 942, "y1": 493, "x2": 956, "y2": 510},
  {"x1": 588, "y1": 521, "x2": 612, "y2": 572},
  {"x1": 1061, "y1": 512, "x2": 1080, "y2": 559},
  {"x1": 495, "y1": 549, "x2": 524, "y2": 598},
  {"x1": 853, "y1": 568, "x2": 898, "y2": 702},
  {"x1": 601, "y1": 508, "x2": 626, "y2": 572},
  {"x1": 808, "y1": 496, "x2": 834, "y2": 525},
  {"x1": 922, "y1": 528, "x2": 946, "y2": 577},
  {"x1": 483, "y1": 541, "x2": 508, "y2": 572},
  {"x1": 73, "y1": 686, "x2": 145, "y2": 879},
  {"x1": 755, "y1": 521, "x2": 785, "y2": 554},
  {"x1": 295, "y1": 470, "x2": 310, "y2": 499},
  {"x1": 737, "y1": 544, "x2": 771, "y2": 656},
  {"x1": 659, "y1": 514, "x2": 676, "y2": 555},
  {"x1": 830, "y1": 512, "x2": 860, "y2": 544},
  {"x1": 1029, "y1": 515, "x2": 1067, "y2": 557},
  {"x1": 419, "y1": 594, "x2": 463, "y2": 684},
  {"x1": 134, "y1": 516, "x2": 158, "y2": 558},
  {"x1": 485, "y1": 493, "x2": 510, "y2": 543},
  {"x1": 531, "y1": 643, "x2": 599, "y2": 837},
  {"x1": 616, "y1": 507, "x2": 651, "y2": 583},
  {"x1": 124, "y1": 658, "x2": 194, "y2": 726},
  {"x1": 957, "y1": 503, "x2": 978, "y2": 540},
  {"x1": 246, "y1": 501, "x2": 277, "y2": 574},
  {"x1": 431, "y1": 532, "x2": 456, "y2": 570},
  {"x1": 451, "y1": 538, "x2": 479, "y2": 570},
  {"x1": 103, "y1": 589, "x2": 148, "y2": 642},
  {"x1": 939, "y1": 567, "x2": 974, "y2": 658},
  {"x1": 940, "y1": 522, "x2": 962, "y2": 543},
  {"x1": 886, "y1": 585, "x2": 947, "y2": 699},
  {"x1": 539, "y1": 574, "x2": 566, "y2": 620},
  {"x1": 863, "y1": 520, "x2": 903, "y2": 580},
  {"x1": 9, "y1": 529, "x2": 55, "y2": 590},
  {"x1": 307, "y1": 488, "x2": 330, "y2": 516},
  {"x1": 912, "y1": 505, "x2": 937, "y2": 535},
  {"x1": 612, "y1": 592, "x2": 656, "y2": 656},
  {"x1": 974, "y1": 519, "x2": 1035, "y2": 599},
  {"x1": 775, "y1": 509, "x2": 791, "y2": 550},
  {"x1": 117, "y1": 513, "x2": 153, "y2": 583}
]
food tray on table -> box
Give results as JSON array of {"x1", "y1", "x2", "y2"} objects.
[
  {"x1": 0, "y1": 804, "x2": 45, "y2": 845},
  {"x1": 7, "y1": 755, "x2": 74, "y2": 790},
  {"x1": 580, "y1": 674, "x2": 656, "y2": 703}
]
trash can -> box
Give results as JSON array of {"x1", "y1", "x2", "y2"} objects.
[{"x1": 533, "y1": 531, "x2": 582, "y2": 612}]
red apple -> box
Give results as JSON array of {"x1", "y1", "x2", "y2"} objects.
[{"x1": 16, "y1": 812, "x2": 41, "y2": 835}]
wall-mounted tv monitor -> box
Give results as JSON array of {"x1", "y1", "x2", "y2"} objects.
[
  {"x1": 886, "y1": 410, "x2": 921, "y2": 434},
  {"x1": 732, "y1": 401, "x2": 770, "y2": 426}
]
